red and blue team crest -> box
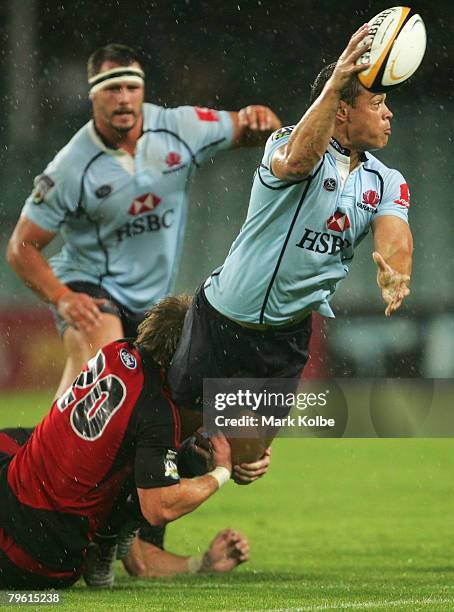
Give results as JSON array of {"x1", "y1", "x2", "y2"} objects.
[
  {"x1": 393, "y1": 183, "x2": 410, "y2": 209},
  {"x1": 195, "y1": 107, "x2": 219, "y2": 122},
  {"x1": 326, "y1": 210, "x2": 351, "y2": 232},
  {"x1": 362, "y1": 190, "x2": 380, "y2": 207},
  {"x1": 128, "y1": 193, "x2": 161, "y2": 215}
]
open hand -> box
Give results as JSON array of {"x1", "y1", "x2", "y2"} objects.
[{"x1": 373, "y1": 251, "x2": 410, "y2": 316}]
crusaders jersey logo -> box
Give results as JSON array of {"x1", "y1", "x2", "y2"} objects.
[
  {"x1": 326, "y1": 210, "x2": 351, "y2": 232},
  {"x1": 128, "y1": 193, "x2": 161, "y2": 215}
]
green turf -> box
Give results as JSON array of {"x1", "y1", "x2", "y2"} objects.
[{"x1": 1, "y1": 393, "x2": 454, "y2": 611}]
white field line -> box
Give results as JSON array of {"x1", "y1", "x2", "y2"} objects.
[
  {"x1": 139, "y1": 582, "x2": 454, "y2": 592},
  {"x1": 249, "y1": 596, "x2": 454, "y2": 611}
]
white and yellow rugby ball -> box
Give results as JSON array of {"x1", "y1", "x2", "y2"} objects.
[{"x1": 357, "y1": 6, "x2": 427, "y2": 92}]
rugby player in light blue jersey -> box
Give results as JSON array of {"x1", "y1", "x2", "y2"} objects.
[
  {"x1": 7, "y1": 43, "x2": 281, "y2": 399},
  {"x1": 168, "y1": 24, "x2": 413, "y2": 411}
]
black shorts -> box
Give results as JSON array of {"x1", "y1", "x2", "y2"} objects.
[
  {"x1": 167, "y1": 285, "x2": 312, "y2": 408},
  {"x1": 52, "y1": 281, "x2": 147, "y2": 338},
  {"x1": 0, "y1": 460, "x2": 79, "y2": 589}
]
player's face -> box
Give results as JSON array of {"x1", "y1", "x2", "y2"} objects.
[
  {"x1": 92, "y1": 61, "x2": 144, "y2": 134},
  {"x1": 346, "y1": 90, "x2": 393, "y2": 151}
]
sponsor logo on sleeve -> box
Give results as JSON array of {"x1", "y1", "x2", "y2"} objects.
[
  {"x1": 31, "y1": 174, "x2": 55, "y2": 205},
  {"x1": 164, "y1": 450, "x2": 179, "y2": 480},
  {"x1": 393, "y1": 183, "x2": 410, "y2": 209},
  {"x1": 120, "y1": 348, "x2": 137, "y2": 370},
  {"x1": 272, "y1": 126, "x2": 294, "y2": 141},
  {"x1": 195, "y1": 107, "x2": 219, "y2": 122}
]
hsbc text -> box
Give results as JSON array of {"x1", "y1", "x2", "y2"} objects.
[
  {"x1": 296, "y1": 228, "x2": 351, "y2": 255},
  {"x1": 116, "y1": 210, "x2": 174, "y2": 242}
]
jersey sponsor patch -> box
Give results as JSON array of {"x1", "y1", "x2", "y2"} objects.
[
  {"x1": 31, "y1": 174, "x2": 55, "y2": 205},
  {"x1": 120, "y1": 348, "x2": 137, "y2": 370},
  {"x1": 95, "y1": 184, "x2": 112, "y2": 199},
  {"x1": 164, "y1": 449, "x2": 179, "y2": 480},
  {"x1": 195, "y1": 107, "x2": 219, "y2": 122},
  {"x1": 323, "y1": 178, "x2": 337, "y2": 192},
  {"x1": 272, "y1": 126, "x2": 294, "y2": 141},
  {"x1": 128, "y1": 193, "x2": 161, "y2": 215},
  {"x1": 393, "y1": 183, "x2": 410, "y2": 209},
  {"x1": 326, "y1": 210, "x2": 351, "y2": 232}
]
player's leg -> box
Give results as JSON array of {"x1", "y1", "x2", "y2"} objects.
[
  {"x1": 52, "y1": 281, "x2": 146, "y2": 398},
  {"x1": 56, "y1": 313, "x2": 124, "y2": 397}
]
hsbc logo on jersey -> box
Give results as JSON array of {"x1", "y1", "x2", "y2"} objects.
[
  {"x1": 394, "y1": 183, "x2": 410, "y2": 209},
  {"x1": 116, "y1": 209, "x2": 175, "y2": 242},
  {"x1": 195, "y1": 107, "x2": 219, "y2": 122},
  {"x1": 129, "y1": 193, "x2": 161, "y2": 215},
  {"x1": 296, "y1": 227, "x2": 351, "y2": 255},
  {"x1": 326, "y1": 210, "x2": 350, "y2": 232}
]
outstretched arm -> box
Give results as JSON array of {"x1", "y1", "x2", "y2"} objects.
[
  {"x1": 371, "y1": 215, "x2": 413, "y2": 316},
  {"x1": 229, "y1": 106, "x2": 282, "y2": 148},
  {"x1": 123, "y1": 528, "x2": 249, "y2": 578},
  {"x1": 271, "y1": 24, "x2": 370, "y2": 181}
]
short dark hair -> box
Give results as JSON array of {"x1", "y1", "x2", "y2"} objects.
[
  {"x1": 136, "y1": 294, "x2": 192, "y2": 368},
  {"x1": 87, "y1": 44, "x2": 143, "y2": 79},
  {"x1": 310, "y1": 62, "x2": 363, "y2": 107}
]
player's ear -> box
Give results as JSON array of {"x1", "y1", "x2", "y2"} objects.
[{"x1": 336, "y1": 100, "x2": 349, "y2": 123}]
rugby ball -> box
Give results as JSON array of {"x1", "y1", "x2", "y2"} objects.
[{"x1": 357, "y1": 6, "x2": 427, "y2": 92}]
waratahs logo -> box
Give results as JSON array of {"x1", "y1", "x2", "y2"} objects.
[{"x1": 362, "y1": 190, "x2": 380, "y2": 207}]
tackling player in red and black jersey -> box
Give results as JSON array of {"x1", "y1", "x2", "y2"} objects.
[{"x1": 0, "y1": 296, "x2": 235, "y2": 589}]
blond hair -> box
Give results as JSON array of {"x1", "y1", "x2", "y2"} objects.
[{"x1": 136, "y1": 294, "x2": 192, "y2": 367}]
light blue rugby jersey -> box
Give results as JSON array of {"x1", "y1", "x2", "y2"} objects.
[
  {"x1": 205, "y1": 127, "x2": 410, "y2": 325},
  {"x1": 22, "y1": 103, "x2": 233, "y2": 312}
]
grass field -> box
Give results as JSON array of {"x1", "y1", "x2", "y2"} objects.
[{"x1": 2, "y1": 392, "x2": 454, "y2": 611}]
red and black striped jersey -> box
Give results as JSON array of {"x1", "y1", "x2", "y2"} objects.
[{"x1": 0, "y1": 339, "x2": 181, "y2": 584}]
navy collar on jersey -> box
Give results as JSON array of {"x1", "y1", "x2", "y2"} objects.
[{"x1": 329, "y1": 137, "x2": 367, "y2": 163}]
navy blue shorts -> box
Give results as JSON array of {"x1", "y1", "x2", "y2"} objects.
[{"x1": 167, "y1": 285, "x2": 312, "y2": 408}]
